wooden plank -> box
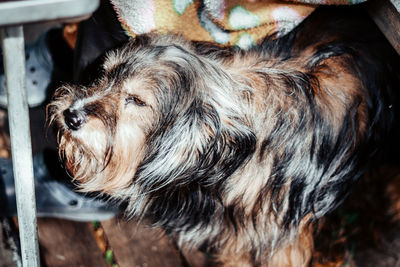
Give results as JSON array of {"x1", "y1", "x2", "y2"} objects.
[
  {"x1": 37, "y1": 218, "x2": 106, "y2": 267},
  {"x1": 101, "y1": 217, "x2": 184, "y2": 267},
  {"x1": 367, "y1": 0, "x2": 400, "y2": 54}
]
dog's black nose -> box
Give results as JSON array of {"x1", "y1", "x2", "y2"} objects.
[{"x1": 63, "y1": 108, "x2": 86, "y2": 131}]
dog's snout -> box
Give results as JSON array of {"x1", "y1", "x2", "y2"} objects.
[{"x1": 63, "y1": 108, "x2": 86, "y2": 131}]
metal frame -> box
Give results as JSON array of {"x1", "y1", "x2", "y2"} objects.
[
  {"x1": 0, "y1": 1, "x2": 100, "y2": 266},
  {"x1": 0, "y1": 0, "x2": 100, "y2": 26},
  {"x1": 1, "y1": 25, "x2": 40, "y2": 267}
]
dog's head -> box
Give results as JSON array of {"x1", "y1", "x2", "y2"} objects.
[{"x1": 48, "y1": 35, "x2": 256, "y2": 207}]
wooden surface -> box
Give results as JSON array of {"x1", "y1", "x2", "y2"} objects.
[
  {"x1": 0, "y1": 216, "x2": 209, "y2": 267},
  {"x1": 101, "y1": 217, "x2": 184, "y2": 267},
  {"x1": 367, "y1": 0, "x2": 400, "y2": 54},
  {"x1": 37, "y1": 218, "x2": 107, "y2": 267}
]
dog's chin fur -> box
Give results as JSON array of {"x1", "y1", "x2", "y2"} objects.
[{"x1": 48, "y1": 6, "x2": 399, "y2": 266}]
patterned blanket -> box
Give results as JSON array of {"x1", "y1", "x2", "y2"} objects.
[{"x1": 110, "y1": 0, "x2": 367, "y2": 48}]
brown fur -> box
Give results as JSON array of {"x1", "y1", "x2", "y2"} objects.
[{"x1": 48, "y1": 7, "x2": 398, "y2": 266}]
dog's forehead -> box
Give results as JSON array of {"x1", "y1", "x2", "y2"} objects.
[
  {"x1": 121, "y1": 76, "x2": 155, "y2": 94},
  {"x1": 104, "y1": 39, "x2": 195, "y2": 73}
]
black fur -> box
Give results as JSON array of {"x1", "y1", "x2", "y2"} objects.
[{"x1": 50, "y1": 5, "x2": 400, "y2": 265}]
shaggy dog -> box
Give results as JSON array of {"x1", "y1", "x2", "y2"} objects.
[{"x1": 49, "y1": 7, "x2": 399, "y2": 266}]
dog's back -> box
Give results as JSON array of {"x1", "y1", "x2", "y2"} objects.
[{"x1": 191, "y1": 6, "x2": 400, "y2": 265}]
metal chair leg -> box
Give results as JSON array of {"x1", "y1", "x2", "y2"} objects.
[{"x1": 0, "y1": 25, "x2": 40, "y2": 267}]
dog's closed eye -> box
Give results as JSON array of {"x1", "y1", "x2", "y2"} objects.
[{"x1": 125, "y1": 95, "x2": 147, "y2": 107}]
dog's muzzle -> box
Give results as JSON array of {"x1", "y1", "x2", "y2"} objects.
[{"x1": 63, "y1": 108, "x2": 86, "y2": 131}]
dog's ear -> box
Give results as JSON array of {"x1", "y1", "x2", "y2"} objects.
[{"x1": 135, "y1": 98, "x2": 256, "y2": 191}]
